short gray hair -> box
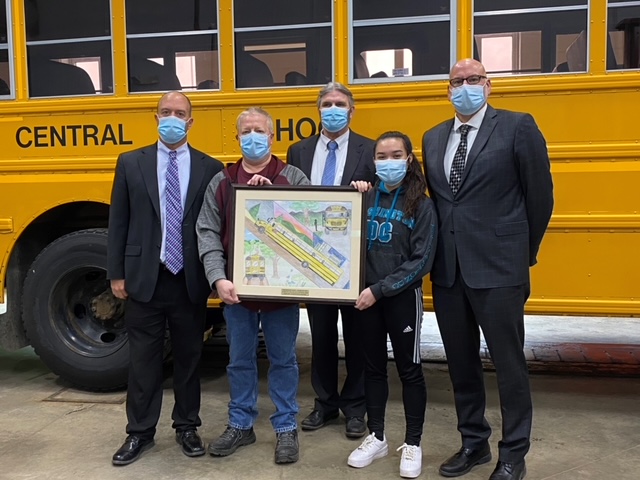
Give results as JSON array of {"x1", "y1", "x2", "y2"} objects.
[
  {"x1": 236, "y1": 107, "x2": 274, "y2": 134},
  {"x1": 316, "y1": 82, "x2": 355, "y2": 109}
]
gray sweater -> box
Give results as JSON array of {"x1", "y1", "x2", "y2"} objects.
[{"x1": 196, "y1": 157, "x2": 309, "y2": 290}]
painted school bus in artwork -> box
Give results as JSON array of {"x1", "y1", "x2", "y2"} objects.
[
  {"x1": 244, "y1": 254, "x2": 266, "y2": 284},
  {"x1": 254, "y1": 218, "x2": 344, "y2": 286},
  {"x1": 322, "y1": 205, "x2": 350, "y2": 234}
]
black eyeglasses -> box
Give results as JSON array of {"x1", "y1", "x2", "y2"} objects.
[{"x1": 449, "y1": 75, "x2": 487, "y2": 88}]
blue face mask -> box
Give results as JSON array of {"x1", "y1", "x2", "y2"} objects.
[
  {"x1": 375, "y1": 159, "x2": 408, "y2": 187},
  {"x1": 321, "y1": 106, "x2": 350, "y2": 133},
  {"x1": 450, "y1": 84, "x2": 486, "y2": 116},
  {"x1": 240, "y1": 132, "x2": 271, "y2": 162},
  {"x1": 158, "y1": 116, "x2": 188, "y2": 144}
]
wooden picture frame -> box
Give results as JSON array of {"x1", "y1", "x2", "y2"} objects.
[{"x1": 229, "y1": 185, "x2": 367, "y2": 303}]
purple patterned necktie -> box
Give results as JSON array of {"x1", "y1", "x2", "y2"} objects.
[{"x1": 165, "y1": 150, "x2": 183, "y2": 274}]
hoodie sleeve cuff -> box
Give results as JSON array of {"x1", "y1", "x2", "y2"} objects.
[{"x1": 370, "y1": 283, "x2": 383, "y2": 300}]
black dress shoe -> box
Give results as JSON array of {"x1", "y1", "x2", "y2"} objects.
[
  {"x1": 301, "y1": 409, "x2": 339, "y2": 431},
  {"x1": 345, "y1": 416, "x2": 366, "y2": 438},
  {"x1": 439, "y1": 444, "x2": 492, "y2": 477},
  {"x1": 489, "y1": 461, "x2": 526, "y2": 480},
  {"x1": 176, "y1": 429, "x2": 205, "y2": 457},
  {"x1": 112, "y1": 435, "x2": 154, "y2": 466}
]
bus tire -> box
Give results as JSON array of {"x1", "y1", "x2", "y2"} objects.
[{"x1": 22, "y1": 229, "x2": 129, "y2": 391}]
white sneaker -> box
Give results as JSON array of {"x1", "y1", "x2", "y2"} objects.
[
  {"x1": 347, "y1": 433, "x2": 389, "y2": 468},
  {"x1": 397, "y1": 443, "x2": 422, "y2": 478}
]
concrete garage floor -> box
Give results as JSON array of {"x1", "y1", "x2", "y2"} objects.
[{"x1": 0, "y1": 313, "x2": 639, "y2": 480}]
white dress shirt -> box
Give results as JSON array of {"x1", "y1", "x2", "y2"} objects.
[
  {"x1": 310, "y1": 130, "x2": 350, "y2": 185},
  {"x1": 444, "y1": 104, "x2": 488, "y2": 183},
  {"x1": 157, "y1": 141, "x2": 191, "y2": 263}
]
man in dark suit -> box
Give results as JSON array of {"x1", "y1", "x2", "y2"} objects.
[
  {"x1": 286, "y1": 82, "x2": 375, "y2": 439},
  {"x1": 107, "y1": 91, "x2": 223, "y2": 466},
  {"x1": 422, "y1": 59, "x2": 554, "y2": 480}
]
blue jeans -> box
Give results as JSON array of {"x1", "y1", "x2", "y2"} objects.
[{"x1": 223, "y1": 303, "x2": 300, "y2": 433}]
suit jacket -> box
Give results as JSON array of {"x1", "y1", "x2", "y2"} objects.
[
  {"x1": 286, "y1": 130, "x2": 376, "y2": 185},
  {"x1": 107, "y1": 143, "x2": 223, "y2": 304},
  {"x1": 422, "y1": 105, "x2": 554, "y2": 289}
]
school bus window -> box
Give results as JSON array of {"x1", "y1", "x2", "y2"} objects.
[
  {"x1": 24, "y1": 0, "x2": 112, "y2": 97},
  {"x1": 360, "y1": 49, "x2": 413, "y2": 78},
  {"x1": 351, "y1": 0, "x2": 451, "y2": 81},
  {"x1": 125, "y1": 0, "x2": 219, "y2": 92},
  {"x1": 233, "y1": 0, "x2": 332, "y2": 88},
  {"x1": 1, "y1": 0, "x2": 10, "y2": 97},
  {"x1": 0, "y1": 51, "x2": 9, "y2": 96},
  {"x1": 473, "y1": 0, "x2": 588, "y2": 75},
  {"x1": 0, "y1": 0, "x2": 11, "y2": 97},
  {"x1": 352, "y1": 0, "x2": 449, "y2": 20},
  {"x1": 607, "y1": 1, "x2": 640, "y2": 70}
]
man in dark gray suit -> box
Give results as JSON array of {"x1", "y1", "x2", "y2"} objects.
[
  {"x1": 286, "y1": 82, "x2": 375, "y2": 439},
  {"x1": 108, "y1": 91, "x2": 223, "y2": 465},
  {"x1": 422, "y1": 59, "x2": 553, "y2": 480}
]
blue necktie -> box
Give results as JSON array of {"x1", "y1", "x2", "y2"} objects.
[
  {"x1": 321, "y1": 140, "x2": 338, "y2": 186},
  {"x1": 165, "y1": 150, "x2": 183, "y2": 274}
]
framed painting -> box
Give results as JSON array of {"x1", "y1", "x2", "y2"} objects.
[{"x1": 229, "y1": 185, "x2": 366, "y2": 303}]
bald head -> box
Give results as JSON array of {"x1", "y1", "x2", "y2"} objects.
[
  {"x1": 157, "y1": 91, "x2": 192, "y2": 118},
  {"x1": 450, "y1": 58, "x2": 486, "y2": 77}
]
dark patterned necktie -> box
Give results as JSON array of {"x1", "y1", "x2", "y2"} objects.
[
  {"x1": 165, "y1": 150, "x2": 183, "y2": 274},
  {"x1": 321, "y1": 140, "x2": 338, "y2": 185},
  {"x1": 449, "y1": 124, "x2": 471, "y2": 195}
]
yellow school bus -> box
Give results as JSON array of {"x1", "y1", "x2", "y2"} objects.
[{"x1": 0, "y1": 0, "x2": 638, "y2": 389}]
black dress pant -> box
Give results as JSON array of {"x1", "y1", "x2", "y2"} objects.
[
  {"x1": 307, "y1": 304, "x2": 365, "y2": 417},
  {"x1": 432, "y1": 273, "x2": 532, "y2": 463},
  {"x1": 124, "y1": 268, "x2": 206, "y2": 440}
]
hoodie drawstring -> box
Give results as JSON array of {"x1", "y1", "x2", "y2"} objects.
[{"x1": 368, "y1": 185, "x2": 402, "y2": 251}]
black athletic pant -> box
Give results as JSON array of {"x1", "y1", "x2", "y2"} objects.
[{"x1": 357, "y1": 285, "x2": 426, "y2": 446}]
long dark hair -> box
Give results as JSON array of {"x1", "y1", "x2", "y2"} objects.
[{"x1": 374, "y1": 131, "x2": 427, "y2": 219}]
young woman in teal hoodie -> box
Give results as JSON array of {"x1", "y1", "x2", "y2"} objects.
[{"x1": 347, "y1": 131, "x2": 438, "y2": 479}]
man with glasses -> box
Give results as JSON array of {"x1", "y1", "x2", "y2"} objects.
[
  {"x1": 422, "y1": 59, "x2": 554, "y2": 480},
  {"x1": 197, "y1": 107, "x2": 309, "y2": 465}
]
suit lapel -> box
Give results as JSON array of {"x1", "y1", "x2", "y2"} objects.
[
  {"x1": 184, "y1": 147, "x2": 206, "y2": 219},
  {"x1": 341, "y1": 131, "x2": 362, "y2": 185},
  {"x1": 437, "y1": 120, "x2": 454, "y2": 196},
  {"x1": 459, "y1": 106, "x2": 498, "y2": 190},
  {"x1": 138, "y1": 144, "x2": 161, "y2": 220},
  {"x1": 300, "y1": 136, "x2": 319, "y2": 178}
]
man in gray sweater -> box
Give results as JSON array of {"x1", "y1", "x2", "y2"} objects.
[{"x1": 197, "y1": 107, "x2": 309, "y2": 465}]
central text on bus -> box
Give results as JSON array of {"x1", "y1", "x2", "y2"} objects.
[{"x1": 16, "y1": 124, "x2": 133, "y2": 148}]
